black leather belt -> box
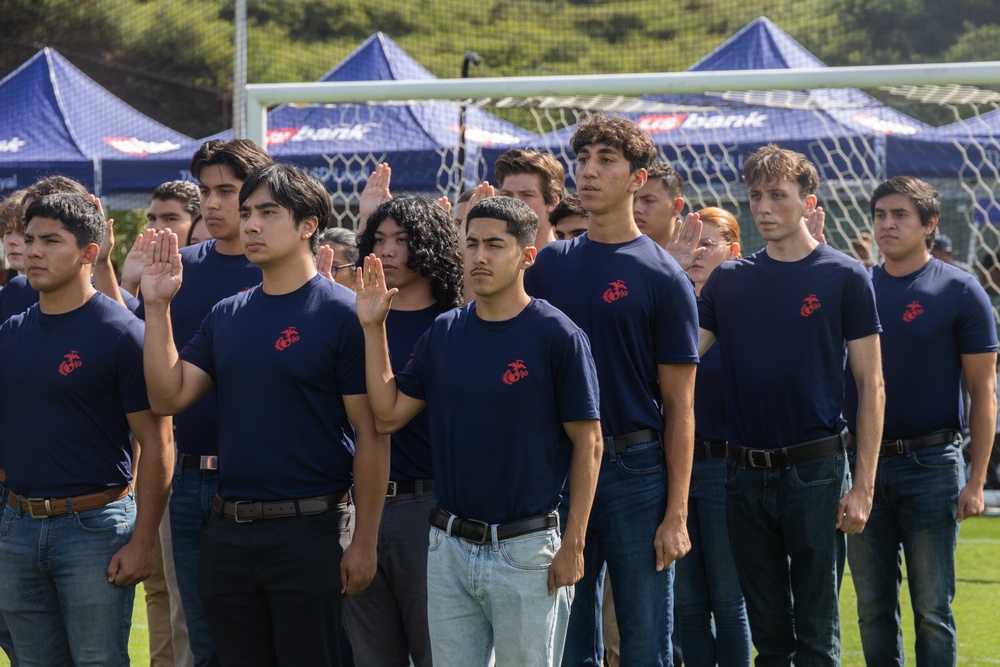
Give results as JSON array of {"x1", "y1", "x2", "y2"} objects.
[
  {"x1": 213, "y1": 492, "x2": 349, "y2": 523},
  {"x1": 727, "y1": 432, "x2": 845, "y2": 469},
  {"x1": 603, "y1": 428, "x2": 661, "y2": 454},
  {"x1": 846, "y1": 429, "x2": 959, "y2": 456},
  {"x1": 387, "y1": 479, "x2": 434, "y2": 497},
  {"x1": 429, "y1": 504, "x2": 558, "y2": 545},
  {"x1": 179, "y1": 454, "x2": 218, "y2": 471},
  {"x1": 694, "y1": 437, "x2": 727, "y2": 461}
]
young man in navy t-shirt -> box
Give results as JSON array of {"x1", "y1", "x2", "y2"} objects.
[
  {"x1": 141, "y1": 163, "x2": 388, "y2": 667},
  {"x1": 525, "y1": 114, "x2": 700, "y2": 667},
  {"x1": 844, "y1": 177, "x2": 997, "y2": 666},
  {"x1": 134, "y1": 139, "x2": 270, "y2": 667},
  {"x1": 341, "y1": 196, "x2": 463, "y2": 667},
  {"x1": 0, "y1": 193, "x2": 173, "y2": 665},
  {"x1": 698, "y1": 144, "x2": 885, "y2": 665},
  {"x1": 358, "y1": 196, "x2": 603, "y2": 667}
]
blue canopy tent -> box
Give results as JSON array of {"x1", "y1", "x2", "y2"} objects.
[
  {"x1": 0, "y1": 48, "x2": 196, "y2": 200},
  {"x1": 886, "y1": 108, "x2": 1000, "y2": 188},
  {"x1": 208, "y1": 33, "x2": 537, "y2": 197},
  {"x1": 509, "y1": 18, "x2": 935, "y2": 190}
]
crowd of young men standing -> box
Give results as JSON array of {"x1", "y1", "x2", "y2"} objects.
[{"x1": 0, "y1": 109, "x2": 995, "y2": 667}]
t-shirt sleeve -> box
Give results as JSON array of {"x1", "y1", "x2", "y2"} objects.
[
  {"x1": 117, "y1": 318, "x2": 152, "y2": 414},
  {"x1": 335, "y1": 309, "x2": 367, "y2": 396},
  {"x1": 553, "y1": 328, "x2": 601, "y2": 423},
  {"x1": 656, "y1": 272, "x2": 700, "y2": 364},
  {"x1": 179, "y1": 311, "x2": 217, "y2": 383},
  {"x1": 841, "y1": 263, "x2": 882, "y2": 341},
  {"x1": 396, "y1": 326, "x2": 431, "y2": 401},
  {"x1": 956, "y1": 278, "x2": 999, "y2": 354}
]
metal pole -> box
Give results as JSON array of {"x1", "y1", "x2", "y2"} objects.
[
  {"x1": 233, "y1": 0, "x2": 248, "y2": 139},
  {"x1": 456, "y1": 52, "x2": 481, "y2": 196}
]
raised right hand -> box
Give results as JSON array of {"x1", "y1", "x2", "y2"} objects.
[
  {"x1": 140, "y1": 230, "x2": 183, "y2": 306},
  {"x1": 355, "y1": 254, "x2": 397, "y2": 327}
]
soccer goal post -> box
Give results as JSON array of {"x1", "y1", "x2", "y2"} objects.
[{"x1": 245, "y1": 62, "x2": 1000, "y2": 325}]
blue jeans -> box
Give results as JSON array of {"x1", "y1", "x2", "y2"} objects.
[
  {"x1": 674, "y1": 458, "x2": 751, "y2": 667},
  {"x1": 561, "y1": 438, "x2": 674, "y2": 667},
  {"x1": 343, "y1": 487, "x2": 434, "y2": 667},
  {"x1": 725, "y1": 451, "x2": 848, "y2": 667},
  {"x1": 169, "y1": 466, "x2": 220, "y2": 667},
  {"x1": 0, "y1": 496, "x2": 136, "y2": 666},
  {"x1": 847, "y1": 441, "x2": 963, "y2": 667},
  {"x1": 427, "y1": 523, "x2": 571, "y2": 667}
]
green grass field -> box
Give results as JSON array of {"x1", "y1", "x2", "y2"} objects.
[{"x1": 0, "y1": 517, "x2": 998, "y2": 665}]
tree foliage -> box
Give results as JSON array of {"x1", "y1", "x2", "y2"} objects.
[{"x1": 1, "y1": 0, "x2": 998, "y2": 139}]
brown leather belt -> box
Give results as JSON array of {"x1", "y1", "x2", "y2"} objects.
[
  {"x1": 212, "y1": 492, "x2": 350, "y2": 523},
  {"x1": 429, "y1": 503, "x2": 558, "y2": 545},
  {"x1": 8, "y1": 485, "x2": 130, "y2": 518},
  {"x1": 846, "y1": 429, "x2": 959, "y2": 456},
  {"x1": 727, "y1": 432, "x2": 845, "y2": 469}
]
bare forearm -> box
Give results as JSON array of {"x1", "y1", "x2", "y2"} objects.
[
  {"x1": 142, "y1": 304, "x2": 185, "y2": 414},
  {"x1": 350, "y1": 431, "x2": 390, "y2": 548},
  {"x1": 966, "y1": 388, "x2": 998, "y2": 489},
  {"x1": 563, "y1": 425, "x2": 602, "y2": 548},
  {"x1": 852, "y1": 378, "x2": 885, "y2": 494},
  {"x1": 662, "y1": 405, "x2": 694, "y2": 523},
  {"x1": 362, "y1": 325, "x2": 404, "y2": 429},
  {"x1": 131, "y1": 425, "x2": 173, "y2": 549}
]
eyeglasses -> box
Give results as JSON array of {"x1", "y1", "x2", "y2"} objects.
[
  {"x1": 332, "y1": 263, "x2": 355, "y2": 273},
  {"x1": 697, "y1": 239, "x2": 732, "y2": 250}
]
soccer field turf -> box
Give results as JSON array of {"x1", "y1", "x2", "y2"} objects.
[{"x1": 0, "y1": 516, "x2": 997, "y2": 665}]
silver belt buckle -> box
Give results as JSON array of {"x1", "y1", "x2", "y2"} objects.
[
  {"x1": 200, "y1": 456, "x2": 218, "y2": 470},
  {"x1": 386, "y1": 481, "x2": 398, "y2": 498},
  {"x1": 26, "y1": 498, "x2": 52, "y2": 518},
  {"x1": 231, "y1": 500, "x2": 254, "y2": 523}
]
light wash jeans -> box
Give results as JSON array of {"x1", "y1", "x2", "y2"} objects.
[
  {"x1": 426, "y1": 523, "x2": 571, "y2": 667},
  {"x1": 847, "y1": 439, "x2": 963, "y2": 667},
  {"x1": 0, "y1": 495, "x2": 136, "y2": 667}
]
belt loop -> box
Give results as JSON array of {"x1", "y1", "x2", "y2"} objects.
[
  {"x1": 413, "y1": 479, "x2": 422, "y2": 502},
  {"x1": 63, "y1": 497, "x2": 71, "y2": 515},
  {"x1": 445, "y1": 514, "x2": 456, "y2": 537},
  {"x1": 490, "y1": 524, "x2": 500, "y2": 551}
]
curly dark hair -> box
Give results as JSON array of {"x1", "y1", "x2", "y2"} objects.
[
  {"x1": 571, "y1": 112, "x2": 657, "y2": 172},
  {"x1": 358, "y1": 197, "x2": 464, "y2": 308}
]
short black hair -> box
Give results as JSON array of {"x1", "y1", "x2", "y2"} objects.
[
  {"x1": 466, "y1": 196, "x2": 537, "y2": 249},
  {"x1": 239, "y1": 164, "x2": 331, "y2": 254},
  {"x1": 548, "y1": 194, "x2": 588, "y2": 227},
  {"x1": 189, "y1": 139, "x2": 273, "y2": 182},
  {"x1": 870, "y1": 176, "x2": 940, "y2": 251},
  {"x1": 25, "y1": 193, "x2": 105, "y2": 248},
  {"x1": 360, "y1": 197, "x2": 464, "y2": 308},
  {"x1": 21, "y1": 175, "x2": 90, "y2": 209}
]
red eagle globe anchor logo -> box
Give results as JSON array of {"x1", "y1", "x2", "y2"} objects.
[
  {"x1": 59, "y1": 350, "x2": 82, "y2": 376},
  {"x1": 603, "y1": 279, "x2": 629, "y2": 303},
  {"x1": 502, "y1": 359, "x2": 529, "y2": 385},
  {"x1": 800, "y1": 294, "x2": 822, "y2": 317},
  {"x1": 903, "y1": 301, "x2": 924, "y2": 322},
  {"x1": 274, "y1": 326, "x2": 301, "y2": 351}
]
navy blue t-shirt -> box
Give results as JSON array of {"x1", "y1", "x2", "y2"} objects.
[
  {"x1": 0, "y1": 293, "x2": 149, "y2": 497},
  {"x1": 396, "y1": 299, "x2": 600, "y2": 524},
  {"x1": 525, "y1": 234, "x2": 699, "y2": 437},
  {"x1": 385, "y1": 304, "x2": 451, "y2": 481},
  {"x1": 180, "y1": 274, "x2": 365, "y2": 501},
  {"x1": 694, "y1": 345, "x2": 727, "y2": 442},
  {"x1": 844, "y1": 258, "x2": 998, "y2": 439},
  {"x1": 699, "y1": 244, "x2": 881, "y2": 448},
  {"x1": 0, "y1": 275, "x2": 139, "y2": 323},
  {"x1": 137, "y1": 240, "x2": 262, "y2": 457}
]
